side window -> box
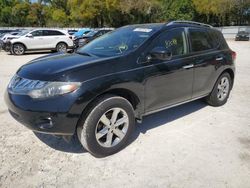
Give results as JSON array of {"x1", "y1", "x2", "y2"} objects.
[
  {"x1": 43, "y1": 30, "x2": 50, "y2": 36},
  {"x1": 49, "y1": 30, "x2": 65, "y2": 36},
  {"x1": 31, "y1": 30, "x2": 43, "y2": 37},
  {"x1": 209, "y1": 30, "x2": 228, "y2": 49},
  {"x1": 189, "y1": 29, "x2": 214, "y2": 52},
  {"x1": 150, "y1": 28, "x2": 188, "y2": 56}
]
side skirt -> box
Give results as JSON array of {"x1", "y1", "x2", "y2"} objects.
[{"x1": 139, "y1": 94, "x2": 209, "y2": 121}]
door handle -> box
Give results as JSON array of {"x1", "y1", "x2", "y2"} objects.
[
  {"x1": 182, "y1": 64, "x2": 194, "y2": 69},
  {"x1": 216, "y1": 57, "x2": 223, "y2": 61}
]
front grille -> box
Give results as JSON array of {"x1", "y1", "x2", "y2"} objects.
[{"x1": 8, "y1": 75, "x2": 47, "y2": 95}]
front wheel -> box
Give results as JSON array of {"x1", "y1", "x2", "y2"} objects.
[
  {"x1": 77, "y1": 95, "x2": 135, "y2": 157},
  {"x1": 12, "y1": 44, "x2": 25, "y2": 55},
  {"x1": 206, "y1": 72, "x2": 232, "y2": 106}
]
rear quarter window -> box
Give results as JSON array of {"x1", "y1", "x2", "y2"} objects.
[
  {"x1": 209, "y1": 30, "x2": 228, "y2": 50},
  {"x1": 189, "y1": 28, "x2": 214, "y2": 52},
  {"x1": 49, "y1": 30, "x2": 65, "y2": 36}
]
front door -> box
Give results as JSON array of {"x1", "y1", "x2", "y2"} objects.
[
  {"x1": 25, "y1": 30, "x2": 45, "y2": 49},
  {"x1": 143, "y1": 28, "x2": 194, "y2": 113}
]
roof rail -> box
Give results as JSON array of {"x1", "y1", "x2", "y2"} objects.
[{"x1": 167, "y1": 21, "x2": 213, "y2": 28}]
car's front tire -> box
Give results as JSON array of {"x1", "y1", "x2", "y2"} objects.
[
  {"x1": 12, "y1": 43, "x2": 25, "y2": 55},
  {"x1": 77, "y1": 95, "x2": 135, "y2": 157},
  {"x1": 206, "y1": 72, "x2": 232, "y2": 106}
]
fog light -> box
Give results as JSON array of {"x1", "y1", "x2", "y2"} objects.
[{"x1": 38, "y1": 118, "x2": 54, "y2": 130}]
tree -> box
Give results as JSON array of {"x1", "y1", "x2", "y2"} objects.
[
  {"x1": 27, "y1": 3, "x2": 46, "y2": 26},
  {"x1": 52, "y1": 8, "x2": 67, "y2": 26},
  {"x1": 12, "y1": 1, "x2": 31, "y2": 26},
  {"x1": 159, "y1": 0, "x2": 195, "y2": 22}
]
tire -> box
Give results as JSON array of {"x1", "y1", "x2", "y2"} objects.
[
  {"x1": 77, "y1": 95, "x2": 135, "y2": 157},
  {"x1": 12, "y1": 43, "x2": 25, "y2": 55},
  {"x1": 206, "y1": 72, "x2": 232, "y2": 107},
  {"x1": 56, "y1": 42, "x2": 67, "y2": 53}
]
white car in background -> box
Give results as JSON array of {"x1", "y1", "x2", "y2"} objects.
[{"x1": 10, "y1": 29, "x2": 74, "y2": 55}]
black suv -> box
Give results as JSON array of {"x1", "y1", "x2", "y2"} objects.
[
  {"x1": 5, "y1": 21, "x2": 236, "y2": 157},
  {"x1": 235, "y1": 31, "x2": 249, "y2": 41}
]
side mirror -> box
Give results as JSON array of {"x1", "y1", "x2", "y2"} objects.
[
  {"x1": 148, "y1": 47, "x2": 172, "y2": 61},
  {"x1": 26, "y1": 33, "x2": 33, "y2": 38}
]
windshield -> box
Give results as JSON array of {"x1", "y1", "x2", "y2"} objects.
[
  {"x1": 20, "y1": 30, "x2": 31, "y2": 36},
  {"x1": 77, "y1": 26, "x2": 157, "y2": 57}
]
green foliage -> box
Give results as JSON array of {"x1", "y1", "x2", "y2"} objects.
[{"x1": 0, "y1": 0, "x2": 249, "y2": 27}]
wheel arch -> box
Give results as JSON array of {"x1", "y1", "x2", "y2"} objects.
[
  {"x1": 56, "y1": 41, "x2": 68, "y2": 48},
  {"x1": 74, "y1": 87, "x2": 142, "y2": 128},
  {"x1": 12, "y1": 42, "x2": 27, "y2": 50},
  {"x1": 220, "y1": 68, "x2": 235, "y2": 88},
  {"x1": 82, "y1": 88, "x2": 142, "y2": 119}
]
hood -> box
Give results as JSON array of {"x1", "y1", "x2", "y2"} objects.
[
  {"x1": 2, "y1": 34, "x2": 19, "y2": 41},
  {"x1": 17, "y1": 52, "x2": 118, "y2": 81}
]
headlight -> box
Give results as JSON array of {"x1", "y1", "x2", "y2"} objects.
[
  {"x1": 8, "y1": 75, "x2": 81, "y2": 99},
  {"x1": 28, "y1": 82, "x2": 81, "y2": 99}
]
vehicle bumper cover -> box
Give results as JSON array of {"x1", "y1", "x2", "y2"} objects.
[{"x1": 4, "y1": 90, "x2": 80, "y2": 135}]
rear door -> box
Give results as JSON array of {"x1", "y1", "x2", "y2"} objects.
[
  {"x1": 44, "y1": 30, "x2": 66, "y2": 48},
  {"x1": 188, "y1": 28, "x2": 224, "y2": 98}
]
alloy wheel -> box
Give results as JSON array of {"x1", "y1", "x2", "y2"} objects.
[
  {"x1": 57, "y1": 43, "x2": 67, "y2": 52},
  {"x1": 13, "y1": 45, "x2": 24, "y2": 55},
  {"x1": 217, "y1": 77, "x2": 230, "y2": 101},
  {"x1": 95, "y1": 108, "x2": 129, "y2": 148}
]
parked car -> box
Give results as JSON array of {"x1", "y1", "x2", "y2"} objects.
[
  {"x1": 0, "y1": 29, "x2": 17, "y2": 35},
  {"x1": 5, "y1": 21, "x2": 236, "y2": 157},
  {"x1": 73, "y1": 29, "x2": 114, "y2": 49},
  {"x1": 73, "y1": 28, "x2": 92, "y2": 38},
  {"x1": 235, "y1": 31, "x2": 249, "y2": 41},
  {"x1": 1, "y1": 32, "x2": 21, "y2": 42},
  {"x1": 1, "y1": 30, "x2": 30, "y2": 52},
  {"x1": 9, "y1": 29, "x2": 74, "y2": 55}
]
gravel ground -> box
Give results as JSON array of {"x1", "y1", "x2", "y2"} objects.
[{"x1": 0, "y1": 41, "x2": 250, "y2": 188}]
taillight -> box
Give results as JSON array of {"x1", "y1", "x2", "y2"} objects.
[{"x1": 231, "y1": 50, "x2": 236, "y2": 61}]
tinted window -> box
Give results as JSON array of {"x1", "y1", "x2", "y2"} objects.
[
  {"x1": 42, "y1": 30, "x2": 65, "y2": 36},
  {"x1": 49, "y1": 30, "x2": 65, "y2": 36},
  {"x1": 149, "y1": 28, "x2": 188, "y2": 56},
  {"x1": 189, "y1": 29, "x2": 213, "y2": 52},
  {"x1": 31, "y1": 30, "x2": 43, "y2": 37},
  {"x1": 209, "y1": 30, "x2": 228, "y2": 49}
]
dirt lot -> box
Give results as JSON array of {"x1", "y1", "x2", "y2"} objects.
[{"x1": 0, "y1": 41, "x2": 250, "y2": 188}]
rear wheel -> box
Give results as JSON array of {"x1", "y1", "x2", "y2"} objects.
[
  {"x1": 206, "y1": 72, "x2": 232, "y2": 106},
  {"x1": 77, "y1": 95, "x2": 135, "y2": 157},
  {"x1": 56, "y1": 42, "x2": 67, "y2": 53},
  {"x1": 13, "y1": 44, "x2": 25, "y2": 55}
]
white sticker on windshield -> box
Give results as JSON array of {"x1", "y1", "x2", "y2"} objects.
[{"x1": 133, "y1": 28, "x2": 152, "y2": 33}]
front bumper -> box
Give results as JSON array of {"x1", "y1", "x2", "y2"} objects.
[
  {"x1": 2, "y1": 41, "x2": 11, "y2": 52},
  {"x1": 235, "y1": 36, "x2": 249, "y2": 41},
  {"x1": 4, "y1": 90, "x2": 80, "y2": 135}
]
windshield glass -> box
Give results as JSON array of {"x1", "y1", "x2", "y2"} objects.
[
  {"x1": 20, "y1": 30, "x2": 31, "y2": 36},
  {"x1": 77, "y1": 26, "x2": 157, "y2": 57}
]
